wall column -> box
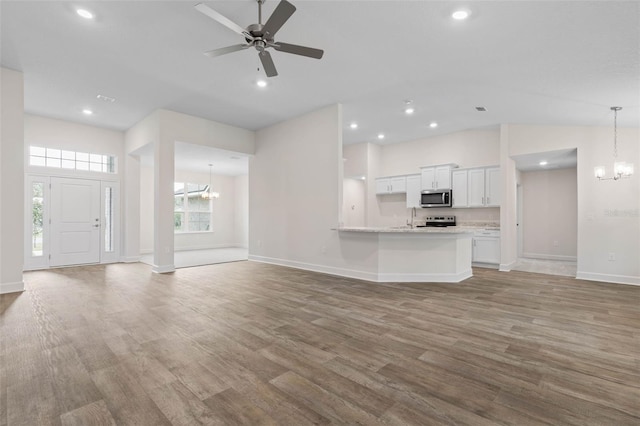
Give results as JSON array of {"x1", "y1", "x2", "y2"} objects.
[
  {"x1": 0, "y1": 68, "x2": 25, "y2": 294},
  {"x1": 122, "y1": 153, "x2": 141, "y2": 262},
  {"x1": 499, "y1": 124, "x2": 518, "y2": 271},
  {"x1": 152, "y1": 137, "x2": 175, "y2": 273}
]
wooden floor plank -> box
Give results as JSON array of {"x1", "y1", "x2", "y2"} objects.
[
  {"x1": 1, "y1": 261, "x2": 638, "y2": 425},
  {"x1": 59, "y1": 400, "x2": 117, "y2": 426}
]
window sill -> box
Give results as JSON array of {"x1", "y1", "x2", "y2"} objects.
[{"x1": 174, "y1": 231, "x2": 213, "y2": 235}]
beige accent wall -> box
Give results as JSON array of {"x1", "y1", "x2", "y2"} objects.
[{"x1": 521, "y1": 168, "x2": 577, "y2": 260}]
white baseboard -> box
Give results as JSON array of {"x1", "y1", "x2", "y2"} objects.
[
  {"x1": 377, "y1": 269, "x2": 473, "y2": 283},
  {"x1": 576, "y1": 271, "x2": 640, "y2": 286},
  {"x1": 141, "y1": 245, "x2": 248, "y2": 255},
  {"x1": 121, "y1": 256, "x2": 141, "y2": 263},
  {"x1": 473, "y1": 262, "x2": 499, "y2": 270},
  {"x1": 152, "y1": 264, "x2": 175, "y2": 274},
  {"x1": 522, "y1": 253, "x2": 577, "y2": 262},
  {"x1": 499, "y1": 259, "x2": 517, "y2": 272},
  {"x1": 249, "y1": 255, "x2": 472, "y2": 283},
  {"x1": 249, "y1": 255, "x2": 379, "y2": 282},
  {"x1": 0, "y1": 281, "x2": 25, "y2": 294}
]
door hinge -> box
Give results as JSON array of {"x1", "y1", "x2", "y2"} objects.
[{"x1": 49, "y1": 254, "x2": 51, "y2": 260}]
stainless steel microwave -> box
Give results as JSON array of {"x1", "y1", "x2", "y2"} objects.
[{"x1": 420, "y1": 189, "x2": 452, "y2": 208}]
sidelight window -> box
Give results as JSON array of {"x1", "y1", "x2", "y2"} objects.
[{"x1": 31, "y1": 182, "x2": 45, "y2": 257}]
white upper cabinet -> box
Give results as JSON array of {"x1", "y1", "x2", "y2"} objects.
[
  {"x1": 451, "y1": 170, "x2": 468, "y2": 208},
  {"x1": 420, "y1": 164, "x2": 457, "y2": 190},
  {"x1": 405, "y1": 174, "x2": 421, "y2": 208},
  {"x1": 485, "y1": 167, "x2": 501, "y2": 207},
  {"x1": 468, "y1": 168, "x2": 486, "y2": 207},
  {"x1": 452, "y1": 166, "x2": 500, "y2": 208},
  {"x1": 375, "y1": 176, "x2": 407, "y2": 194}
]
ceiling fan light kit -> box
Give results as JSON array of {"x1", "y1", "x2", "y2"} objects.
[{"x1": 195, "y1": 0, "x2": 324, "y2": 78}]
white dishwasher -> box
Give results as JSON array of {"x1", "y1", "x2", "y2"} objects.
[{"x1": 472, "y1": 229, "x2": 501, "y2": 267}]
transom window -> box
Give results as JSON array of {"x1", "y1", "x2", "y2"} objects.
[
  {"x1": 29, "y1": 146, "x2": 117, "y2": 174},
  {"x1": 174, "y1": 183, "x2": 211, "y2": 233}
]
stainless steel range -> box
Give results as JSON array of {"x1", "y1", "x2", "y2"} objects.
[{"x1": 424, "y1": 216, "x2": 456, "y2": 227}]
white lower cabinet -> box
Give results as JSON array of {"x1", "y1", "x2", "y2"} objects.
[{"x1": 472, "y1": 230, "x2": 500, "y2": 265}]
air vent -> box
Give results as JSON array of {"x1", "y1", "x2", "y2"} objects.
[
  {"x1": 475, "y1": 106, "x2": 487, "y2": 112},
  {"x1": 96, "y1": 94, "x2": 116, "y2": 103}
]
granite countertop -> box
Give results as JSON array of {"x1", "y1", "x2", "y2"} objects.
[{"x1": 337, "y1": 226, "x2": 475, "y2": 234}]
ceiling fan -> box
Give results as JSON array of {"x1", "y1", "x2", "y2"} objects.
[{"x1": 195, "y1": 0, "x2": 324, "y2": 77}]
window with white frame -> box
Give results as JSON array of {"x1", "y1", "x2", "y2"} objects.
[
  {"x1": 174, "y1": 183, "x2": 211, "y2": 232},
  {"x1": 29, "y1": 146, "x2": 117, "y2": 174}
]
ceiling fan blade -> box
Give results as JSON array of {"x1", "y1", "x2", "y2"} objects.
[
  {"x1": 204, "y1": 44, "x2": 250, "y2": 58},
  {"x1": 194, "y1": 3, "x2": 253, "y2": 40},
  {"x1": 273, "y1": 42, "x2": 323, "y2": 59},
  {"x1": 262, "y1": 0, "x2": 296, "y2": 39},
  {"x1": 259, "y1": 51, "x2": 278, "y2": 77}
]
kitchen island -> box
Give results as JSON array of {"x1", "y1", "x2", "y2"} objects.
[{"x1": 337, "y1": 226, "x2": 474, "y2": 283}]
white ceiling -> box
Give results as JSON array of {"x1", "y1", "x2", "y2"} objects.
[
  {"x1": 134, "y1": 141, "x2": 250, "y2": 175},
  {"x1": 2, "y1": 0, "x2": 639, "y2": 150},
  {"x1": 512, "y1": 148, "x2": 577, "y2": 172}
]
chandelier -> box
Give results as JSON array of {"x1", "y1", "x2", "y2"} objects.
[
  {"x1": 201, "y1": 164, "x2": 220, "y2": 199},
  {"x1": 594, "y1": 107, "x2": 634, "y2": 181}
]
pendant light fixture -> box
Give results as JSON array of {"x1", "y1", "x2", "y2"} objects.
[
  {"x1": 595, "y1": 106, "x2": 634, "y2": 181},
  {"x1": 201, "y1": 164, "x2": 220, "y2": 199}
]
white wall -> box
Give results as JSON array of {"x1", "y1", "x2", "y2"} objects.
[
  {"x1": 343, "y1": 143, "x2": 368, "y2": 178},
  {"x1": 380, "y1": 128, "x2": 500, "y2": 176},
  {"x1": 250, "y1": 104, "x2": 342, "y2": 265},
  {"x1": 250, "y1": 104, "x2": 381, "y2": 277},
  {"x1": 506, "y1": 124, "x2": 640, "y2": 285},
  {"x1": 24, "y1": 114, "x2": 125, "y2": 161},
  {"x1": 139, "y1": 167, "x2": 248, "y2": 253},
  {"x1": 521, "y1": 168, "x2": 577, "y2": 260},
  {"x1": 342, "y1": 178, "x2": 366, "y2": 227},
  {"x1": 0, "y1": 67, "x2": 25, "y2": 294}
]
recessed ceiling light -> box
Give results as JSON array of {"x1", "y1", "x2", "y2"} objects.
[
  {"x1": 82, "y1": 109, "x2": 93, "y2": 115},
  {"x1": 404, "y1": 107, "x2": 415, "y2": 115},
  {"x1": 256, "y1": 79, "x2": 267, "y2": 88},
  {"x1": 377, "y1": 133, "x2": 385, "y2": 140},
  {"x1": 76, "y1": 9, "x2": 94, "y2": 20},
  {"x1": 429, "y1": 122, "x2": 438, "y2": 128},
  {"x1": 539, "y1": 161, "x2": 548, "y2": 166},
  {"x1": 350, "y1": 122, "x2": 358, "y2": 129},
  {"x1": 452, "y1": 9, "x2": 470, "y2": 20}
]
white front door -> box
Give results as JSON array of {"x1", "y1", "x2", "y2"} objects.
[{"x1": 50, "y1": 177, "x2": 101, "y2": 267}]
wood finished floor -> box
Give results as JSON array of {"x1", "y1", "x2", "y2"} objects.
[{"x1": 1, "y1": 261, "x2": 639, "y2": 425}]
